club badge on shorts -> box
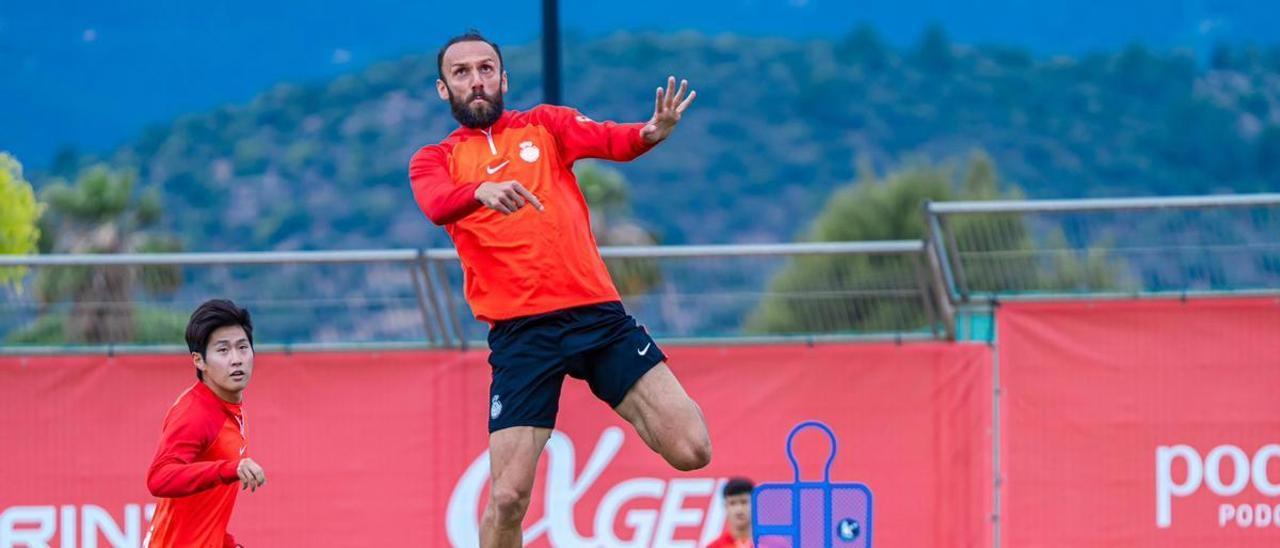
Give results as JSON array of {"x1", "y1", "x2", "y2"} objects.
[
  {"x1": 490, "y1": 395, "x2": 503, "y2": 420},
  {"x1": 752, "y1": 421, "x2": 874, "y2": 547}
]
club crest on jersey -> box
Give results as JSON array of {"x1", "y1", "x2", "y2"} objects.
[
  {"x1": 519, "y1": 141, "x2": 540, "y2": 163},
  {"x1": 490, "y1": 395, "x2": 503, "y2": 420}
]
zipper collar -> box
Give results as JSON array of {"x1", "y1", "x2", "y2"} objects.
[
  {"x1": 482, "y1": 128, "x2": 498, "y2": 156},
  {"x1": 458, "y1": 110, "x2": 512, "y2": 157}
]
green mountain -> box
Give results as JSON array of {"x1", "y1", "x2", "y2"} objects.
[{"x1": 70, "y1": 29, "x2": 1280, "y2": 251}]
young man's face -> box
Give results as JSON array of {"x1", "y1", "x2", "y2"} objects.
[
  {"x1": 725, "y1": 492, "x2": 752, "y2": 531},
  {"x1": 194, "y1": 325, "x2": 254, "y2": 402},
  {"x1": 437, "y1": 40, "x2": 507, "y2": 129}
]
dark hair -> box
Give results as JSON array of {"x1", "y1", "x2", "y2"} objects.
[
  {"x1": 723, "y1": 477, "x2": 755, "y2": 498},
  {"x1": 186, "y1": 299, "x2": 254, "y2": 380},
  {"x1": 437, "y1": 30, "x2": 503, "y2": 81}
]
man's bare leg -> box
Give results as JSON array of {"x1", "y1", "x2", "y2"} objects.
[
  {"x1": 614, "y1": 362, "x2": 711, "y2": 471},
  {"x1": 480, "y1": 426, "x2": 552, "y2": 548}
]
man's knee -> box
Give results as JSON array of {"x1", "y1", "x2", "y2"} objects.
[{"x1": 488, "y1": 485, "x2": 533, "y2": 523}]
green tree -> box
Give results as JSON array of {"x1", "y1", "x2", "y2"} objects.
[
  {"x1": 19, "y1": 165, "x2": 185, "y2": 344},
  {"x1": 1209, "y1": 43, "x2": 1234, "y2": 71},
  {"x1": 1258, "y1": 126, "x2": 1280, "y2": 182},
  {"x1": 836, "y1": 24, "x2": 890, "y2": 69},
  {"x1": 0, "y1": 153, "x2": 43, "y2": 290},
  {"x1": 747, "y1": 156, "x2": 956, "y2": 334},
  {"x1": 913, "y1": 24, "x2": 954, "y2": 73},
  {"x1": 49, "y1": 145, "x2": 81, "y2": 179},
  {"x1": 749, "y1": 151, "x2": 1128, "y2": 334},
  {"x1": 575, "y1": 162, "x2": 662, "y2": 296}
]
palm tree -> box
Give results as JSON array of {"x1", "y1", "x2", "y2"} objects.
[{"x1": 33, "y1": 164, "x2": 182, "y2": 344}]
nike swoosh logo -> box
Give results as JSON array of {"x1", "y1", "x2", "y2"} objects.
[
  {"x1": 486, "y1": 160, "x2": 509, "y2": 175},
  {"x1": 637, "y1": 343, "x2": 651, "y2": 356}
]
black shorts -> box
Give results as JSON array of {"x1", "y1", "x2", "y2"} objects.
[{"x1": 485, "y1": 301, "x2": 666, "y2": 433}]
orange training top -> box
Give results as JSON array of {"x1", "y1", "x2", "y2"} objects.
[
  {"x1": 408, "y1": 105, "x2": 655, "y2": 322},
  {"x1": 144, "y1": 381, "x2": 246, "y2": 548}
]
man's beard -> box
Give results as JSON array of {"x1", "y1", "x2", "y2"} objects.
[{"x1": 450, "y1": 89, "x2": 504, "y2": 129}]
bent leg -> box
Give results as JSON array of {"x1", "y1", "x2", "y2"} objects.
[{"x1": 614, "y1": 362, "x2": 711, "y2": 471}]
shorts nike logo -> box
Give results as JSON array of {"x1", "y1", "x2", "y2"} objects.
[
  {"x1": 486, "y1": 160, "x2": 510, "y2": 175},
  {"x1": 637, "y1": 343, "x2": 651, "y2": 356}
]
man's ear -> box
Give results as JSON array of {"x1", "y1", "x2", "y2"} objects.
[
  {"x1": 437, "y1": 79, "x2": 450, "y2": 102},
  {"x1": 501, "y1": 71, "x2": 509, "y2": 94},
  {"x1": 192, "y1": 352, "x2": 206, "y2": 374}
]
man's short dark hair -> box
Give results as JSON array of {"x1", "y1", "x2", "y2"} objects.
[
  {"x1": 437, "y1": 30, "x2": 503, "y2": 81},
  {"x1": 185, "y1": 299, "x2": 254, "y2": 380},
  {"x1": 723, "y1": 477, "x2": 755, "y2": 498}
]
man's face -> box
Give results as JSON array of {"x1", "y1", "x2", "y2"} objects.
[
  {"x1": 437, "y1": 40, "x2": 507, "y2": 129},
  {"x1": 725, "y1": 493, "x2": 752, "y2": 531},
  {"x1": 194, "y1": 325, "x2": 254, "y2": 401}
]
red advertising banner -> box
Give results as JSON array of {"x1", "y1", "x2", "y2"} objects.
[
  {"x1": 1, "y1": 343, "x2": 990, "y2": 547},
  {"x1": 998, "y1": 297, "x2": 1280, "y2": 547}
]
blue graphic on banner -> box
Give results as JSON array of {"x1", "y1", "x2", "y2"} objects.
[{"x1": 752, "y1": 421, "x2": 874, "y2": 547}]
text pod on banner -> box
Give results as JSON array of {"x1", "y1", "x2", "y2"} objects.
[{"x1": 1158, "y1": 443, "x2": 1280, "y2": 529}]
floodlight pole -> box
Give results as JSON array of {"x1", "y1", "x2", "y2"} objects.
[{"x1": 542, "y1": 0, "x2": 562, "y2": 105}]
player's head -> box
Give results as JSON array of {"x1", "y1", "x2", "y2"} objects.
[
  {"x1": 723, "y1": 477, "x2": 755, "y2": 532},
  {"x1": 436, "y1": 29, "x2": 507, "y2": 129},
  {"x1": 185, "y1": 299, "x2": 255, "y2": 399}
]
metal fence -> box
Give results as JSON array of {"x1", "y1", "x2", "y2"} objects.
[
  {"x1": 0, "y1": 241, "x2": 942, "y2": 351},
  {"x1": 926, "y1": 193, "x2": 1280, "y2": 303},
  {"x1": 4, "y1": 193, "x2": 1279, "y2": 350}
]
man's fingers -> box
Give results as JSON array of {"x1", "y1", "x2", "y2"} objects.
[
  {"x1": 243, "y1": 467, "x2": 262, "y2": 492},
  {"x1": 654, "y1": 77, "x2": 691, "y2": 119},
  {"x1": 513, "y1": 184, "x2": 544, "y2": 211},
  {"x1": 481, "y1": 182, "x2": 541, "y2": 214},
  {"x1": 676, "y1": 90, "x2": 697, "y2": 113},
  {"x1": 237, "y1": 460, "x2": 260, "y2": 491},
  {"x1": 671, "y1": 79, "x2": 688, "y2": 106},
  {"x1": 483, "y1": 198, "x2": 501, "y2": 214}
]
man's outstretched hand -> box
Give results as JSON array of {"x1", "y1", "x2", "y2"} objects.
[{"x1": 641, "y1": 76, "x2": 696, "y2": 145}]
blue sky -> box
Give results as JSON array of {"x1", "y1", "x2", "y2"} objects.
[{"x1": 2, "y1": 0, "x2": 1275, "y2": 167}]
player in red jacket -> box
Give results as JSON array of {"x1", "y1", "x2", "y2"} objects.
[
  {"x1": 144, "y1": 299, "x2": 265, "y2": 548},
  {"x1": 707, "y1": 478, "x2": 756, "y2": 548},
  {"x1": 409, "y1": 31, "x2": 712, "y2": 547}
]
